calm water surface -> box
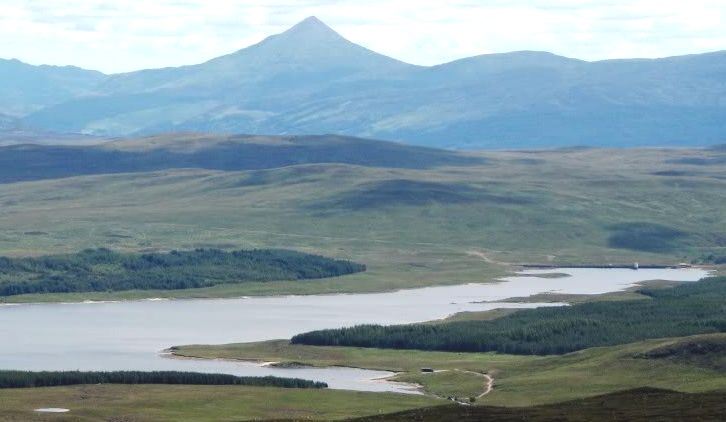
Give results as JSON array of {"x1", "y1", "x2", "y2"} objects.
[{"x1": 0, "y1": 268, "x2": 708, "y2": 394}]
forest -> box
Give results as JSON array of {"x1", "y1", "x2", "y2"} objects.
[
  {"x1": 291, "y1": 276, "x2": 726, "y2": 355},
  {"x1": 0, "y1": 370, "x2": 327, "y2": 389},
  {"x1": 0, "y1": 248, "x2": 365, "y2": 296}
]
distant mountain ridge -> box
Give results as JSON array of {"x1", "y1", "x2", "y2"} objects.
[
  {"x1": 95, "y1": 17, "x2": 415, "y2": 96},
  {"x1": 5, "y1": 17, "x2": 726, "y2": 149},
  {"x1": 0, "y1": 58, "x2": 105, "y2": 116}
]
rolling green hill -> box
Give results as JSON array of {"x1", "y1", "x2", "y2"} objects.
[
  {"x1": 0, "y1": 146, "x2": 723, "y2": 302},
  {"x1": 636, "y1": 334, "x2": 726, "y2": 371},
  {"x1": 347, "y1": 388, "x2": 726, "y2": 422},
  {"x1": 174, "y1": 333, "x2": 726, "y2": 407}
]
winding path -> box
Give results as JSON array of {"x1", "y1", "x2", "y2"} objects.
[
  {"x1": 455, "y1": 369, "x2": 494, "y2": 398},
  {"x1": 476, "y1": 373, "x2": 494, "y2": 398},
  {"x1": 431, "y1": 369, "x2": 494, "y2": 404}
]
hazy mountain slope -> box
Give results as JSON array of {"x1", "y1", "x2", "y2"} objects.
[
  {"x1": 0, "y1": 112, "x2": 106, "y2": 146},
  {"x1": 24, "y1": 17, "x2": 419, "y2": 136},
  {"x1": 97, "y1": 17, "x2": 415, "y2": 95},
  {"x1": 0, "y1": 113, "x2": 19, "y2": 130},
  {"x1": 376, "y1": 50, "x2": 726, "y2": 147},
  {"x1": 0, "y1": 131, "x2": 106, "y2": 147},
  {"x1": 0, "y1": 59, "x2": 106, "y2": 116},
  {"x1": 0, "y1": 133, "x2": 481, "y2": 183},
  {"x1": 17, "y1": 18, "x2": 726, "y2": 148}
]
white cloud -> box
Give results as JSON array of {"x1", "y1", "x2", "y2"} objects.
[{"x1": 2, "y1": 0, "x2": 725, "y2": 73}]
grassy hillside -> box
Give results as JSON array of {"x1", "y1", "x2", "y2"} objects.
[
  {"x1": 0, "y1": 384, "x2": 437, "y2": 421},
  {"x1": 173, "y1": 334, "x2": 726, "y2": 406},
  {"x1": 2, "y1": 383, "x2": 722, "y2": 421},
  {"x1": 0, "y1": 134, "x2": 481, "y2": 183},
  {"x1": 347, "y1": 388, "x2": 726, "y2": 422},
  {"x1": 636, "y1": 334, "x2": 726, "y2": 371},
  {"x1": 0, "y1": 147, "x2": 722, "y2": 302}
]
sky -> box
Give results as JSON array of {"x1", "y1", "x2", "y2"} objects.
[{"x1": 2, "y1": 0, "x2": 725, "y2": 74}]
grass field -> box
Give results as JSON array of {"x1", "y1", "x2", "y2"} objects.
[
  {"x1": 0, "y1": 147, "x2": 724, "y2": 303},
  {"x1": 0, "y1": 384, "x2": 438, "y2": 421},
  {"x1": 173, "y1": 334, "x2": 726, "y2": 406}
]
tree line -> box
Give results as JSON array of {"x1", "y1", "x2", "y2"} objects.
[
  {"x1": 0, "y1": 248, "x2": 365, "y2": 297},
  {"x1": 291, "y1": 276, "x2": 726, "y2": 355},
  {"x1": 0, "y1": 370, "x2": 327, "y2": 389}
]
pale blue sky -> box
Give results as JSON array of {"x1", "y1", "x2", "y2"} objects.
[{"x1": 2, "y1": 0, "x2": 725, "y2": 73}]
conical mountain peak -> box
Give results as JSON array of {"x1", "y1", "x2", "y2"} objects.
[
  {"x1": 228, "y1": 16, "x2": 411, "y2": 72},
  {"x1": 96, "y1": 16, "x2": 416, "y2": 95},
  {"x1": 277, "y1": 16, "x2": 347, "y2": 44},
  {"x1": 287, "y1": 16, "x2": 331, "y2": 32}
]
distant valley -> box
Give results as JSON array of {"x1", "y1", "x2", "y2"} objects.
[
  {"x1": 3, "y1": 17, "x2": 726, "y2": 149},
  {"x1": 2, "y1": 6, "x2": 726, "y2": 421}
]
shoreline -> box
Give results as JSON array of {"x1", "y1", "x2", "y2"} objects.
[
  {"x1": 0, "y1": 277, "x2": 509, "y2": 306},
  {"x1": 163, "y1": 348, "x2": 426, "y2": 395},
  {"x1": 157, "y1": 268, "x2": 713, "y2": 396},
  {"x1": 0, "y1": 264, "x2": 713, "y2": 306},
  {"x1": 519, "y1": 264, "x2": 694, "y2": 269},
  {"x1": 164, "y1": 348, "x2": 397, "y2": 374}
]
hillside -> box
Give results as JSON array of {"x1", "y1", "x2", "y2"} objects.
[
  {"x1": 6, "y1": 17, "x2": 725, "y2": 149},
  {"x1": 348, "y1": 389, "x2": 726, "y2": 422},
  {"x1": 95, "y1": 16, "x2": 415, "y2": 96},
  {"x1": 175, "y1": 333, "x2": 726, "y2": 408},
  {"x1": 0, "y1": 133, "x2": 481, "y2": 183},
  {"x1": 0, "y1": 59, "x2": 106, "y2": 116},
  {"x1": 637, "y1": 333, "x2": 726, "y2": 371},
  {"x1": 0, "y1": 115, "x2": 105, "y2": 147},
  {"x1": 0, "y1": 145, "x2": 723, "y2": 303}
]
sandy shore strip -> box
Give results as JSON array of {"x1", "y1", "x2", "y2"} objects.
[{"x1": 34, "y1": 408, "x2": 70, "y2": 413}]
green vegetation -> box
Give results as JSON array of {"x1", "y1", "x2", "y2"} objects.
[
  {"x1": 0, "y1": 136, "x2": 723, "y2": 420},
  {"x1": 435, "y1": 308, "x2": 522, "y2": 323},
  {"x1": 173, "y1": 334, "x2": 726, "y2": 406},
  {"x1": 636, "y1": 334, "x2": 726, "y2": 372},
  {"x1": 698, "y1": 253, "x2": 726, "y2": 264},
  {"x1": 291, "y1": 276, "x2": 726, "y2": 355},
  {"x1": 394, "y1": 369, "x2": 488, "y2": 399},
  {"x1": 0, "y1": 134, "x2": 481, "y2": 183},
  {"x1": 497, "y1": 279, "x2": 690, "y2": 305},
  {"x1": 0, "y1": 248, "x2": 364, "y2": 297},
  {"x1": 319, "y1": 179, "x2": 532, "y2": 210},
  {"x1": 347, "y1": 388, "x2": 726, "y2": 422},
  {"x1": 0, "y1": 384, "x2": 437, "y2": 421},
  {"x1": 607, "y1": 222, "x2": 686, "y2": 253},
  {"x1": 0, "y1": 147, "x2": 723, "y2": 303},
  {"x1": 0, "y1": 370, "x2": 326, "y2": 389}
]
